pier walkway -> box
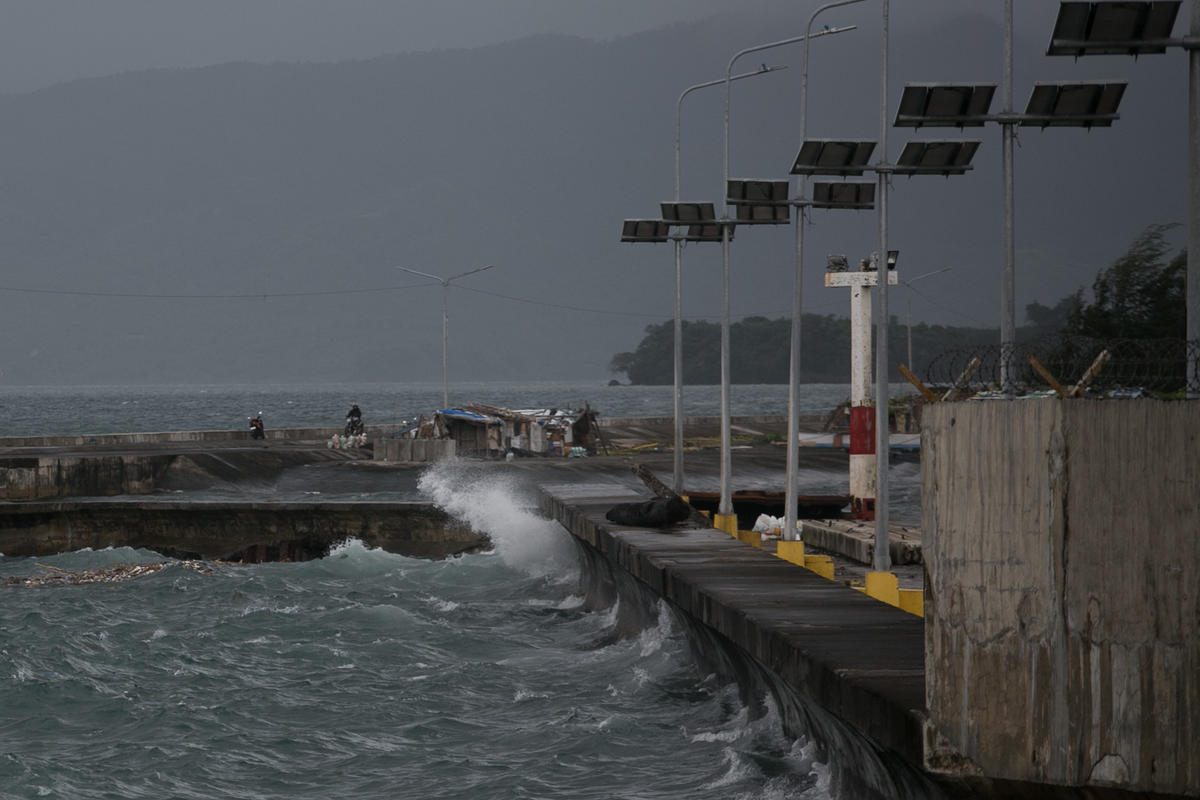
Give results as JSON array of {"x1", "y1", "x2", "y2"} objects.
[{"x1": 537, "y1": 481, "x2": 936, "y2": 796}]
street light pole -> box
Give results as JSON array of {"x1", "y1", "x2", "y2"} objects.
[
  {"x1": 784, "y1": 0, "x2": 868, "y2": 544},
  {"x1": 397, "y1": 265, "x2": 495, "y2": 409},
  {"x1": 672, "y1": 65, "x2": 787, "y2": 494},
  {"x1": 719, "y1": 24, "x2": 853, "y2": 532},
  {"x1": 874, "y1": 0, "x2": 892, "y2": 574}
]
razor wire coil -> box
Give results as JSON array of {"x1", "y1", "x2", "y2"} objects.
[{"x1": 920, "y1": 336, "x2": 1200, "y2": 397}]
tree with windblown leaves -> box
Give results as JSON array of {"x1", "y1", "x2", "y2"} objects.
[{"x1": 1065, "y1": 223, "x2": 1185, "y2": 340}]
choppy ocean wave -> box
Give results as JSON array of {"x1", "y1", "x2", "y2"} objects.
[{"x1": 0, "y1": 459, "x2": 841, "y2": 800}]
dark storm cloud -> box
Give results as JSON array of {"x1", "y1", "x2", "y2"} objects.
[{"x1": 0, "y1": 1, "x2": 1185, "y2": 384}]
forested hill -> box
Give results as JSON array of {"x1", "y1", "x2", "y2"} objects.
[{"x1": 607, "y1": 315, "x2": 999, "y2": 385}]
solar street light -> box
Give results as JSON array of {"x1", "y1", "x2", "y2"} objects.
[
  {"x1": 894, "y1": 83, "x2": 997, "y2": 127},
  {"x1": 727, "y1": 179, "x2": 790, "y2": 223},
  {"x1": 1021, "y1": 80, "x2": 1127, "y2": 127},
  {"x1": 1046, "y1": 0, "x2": 1197, "y2": 396},
  {"x1": 656, "y1": 66, "x2": 789, "y2": 494},
  {"x1": 660, "y1": 202, "x2": 718, "y2": 224},
  {"x1": 620, "y1": 219, "x2": 670, "y2": 243},
  {"x1": 777, "y1": 0, "x2": 872, "y2": 551},
  {"x1": 790, "y1": 139, "x2": 877, "y2": 175},
  {"x1": 1048, "y1": 0, "x2": 1183, "y2": 55},
  {"x1": 892, "y1": 72, "x2": 1129, "y2": 398},
  {"x1": 714, "y1": 22, "x2": 857, "y2": 530},
  {"x1": 810, "y1": 182, "x2": 876, "y2": 209},
  {"x1": 683, "y1": 222, "x2": 734, "y2": 242},
  {"x1": 891, "y1": 140, "x2": 981, "y2": 175},
  {"x1": 726, "y1": 178, "x2": 789, "y2": 204}
]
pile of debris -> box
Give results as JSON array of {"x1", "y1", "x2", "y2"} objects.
[
  {"x1": 3, "y1": 560, "x2": 218, "y2": 588},
  {"x1": 407, "y1": 402, "x2": 606, "y2": 458}
]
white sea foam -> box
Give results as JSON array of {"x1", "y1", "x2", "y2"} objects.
[
  {"x1": 418, "y1": 460, "x2": 576, "y2": 578},
  {"x1": 423, "y1": 594, "x2": 460, "y2": 613},
  {"x1": 702, "y1": 746, "x2": 760, "y2": 789},
  {"x1": 512, "y1": 688, "x2": 548, "y2": 703},
  {"x1": 638, "y1": 599, "x2": 674, "y2": 657}
]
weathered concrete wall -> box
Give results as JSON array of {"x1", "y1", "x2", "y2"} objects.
[
  {"x1": 0, "y1": 453, "x2": 177, "y2": 500},
  {"x1": 922, "y1": 400, "x2": 1199, "y2": 797},
  {"x1": 537, "y1": 482, "x2": 937, "y2": 799},
  {"x1": 0, "y1": 501, "x2": 486, "y2": 561},
  {"x1": 0, "y1": 424, "x2": 408, "y2": 449},
  {"x1": 0, "y1": 448, "x2": 369, "y2": 500},
  {"x1": 0, "y1": 427, "x2": 324, "y2": 449},
  {"x1": 372, "y1": 438, "x2": 456, "y2": 463}
]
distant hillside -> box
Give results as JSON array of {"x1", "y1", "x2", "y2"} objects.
[
  {"x1": 0, "y1": 8, "x2": 1182, "y2": 385},
  {"x1": 609, "y1": 315, "x2": 1001, "y2": 384}
]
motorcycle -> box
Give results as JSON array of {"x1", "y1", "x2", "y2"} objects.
[
  {"x1": 344, "y1": 416, "x2": 364, "y2": 436},
  {"x1": 249, "y1": 413, "x2": 265, "y2": 440}
]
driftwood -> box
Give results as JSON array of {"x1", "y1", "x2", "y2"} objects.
[
  {"x1": 5, "y1": 560, "x2": 219, "y2": 588},
  {"x1": 630, "y1": 463, "x2": 713, "y2": 528}
]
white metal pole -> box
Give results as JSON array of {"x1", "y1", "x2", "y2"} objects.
[
  {"x1": 784, "y1": 0, "x2": 867, "y2": 543},
  {"x1": 397, "y1": 265, "x2": 494, "y2": 411},
  {"x1": 721, "y1": 65, "x2": 734, "y2": 523},
  {"x1": 719, "y1": 26, "x2": 851, "y2": 530},
  {"x1": 873, "y1": 0, "x2": 891, "y2": 574},
  {"x1": 902, "y1": 267, "x2": 953, "y2": 374},
  {"x1": 674, "y1": 92, "x2": 686, "y2": 493},
  {"x1": 440, "y1": 282, "x2": 449, "y2": 409},
  {"x1": 673, "y1": 69, "x2": 783, "y2": 495}
]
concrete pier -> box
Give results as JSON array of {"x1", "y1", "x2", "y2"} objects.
[
  {"x1": 538, "y1": 463, "x2": 1193, "y2": 799},
  {"x1": 536, "y1": 481, "x2": 936, "y2": 798},
  {"x1": 0, "y1": 428, "x2": 481, "y2": 560},
  {"x1": 0, "y1": 500, "x2": 484, "y2": 561}
]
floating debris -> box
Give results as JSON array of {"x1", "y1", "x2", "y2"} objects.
[{"x1": 3, "y1": 560, "x2": 220, "y2": 588}]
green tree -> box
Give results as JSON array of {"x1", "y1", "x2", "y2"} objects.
[
  {"x1": 1023, "y1": 295, "x2": 1079, "y2": 341},
  {"x1": 1067, "y1": 223, "x2": 1185, "y2": 340},
  {"x1": 607, "y1": 314, "x2": 997, "y2": 385}
]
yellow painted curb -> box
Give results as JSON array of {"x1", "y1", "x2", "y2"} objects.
[
  {"x1": 899, "y1": 588, "x2": 924, "y2": 617},
  {"x1": 865, "y1": 571, "x2": 900, "y2": 607},
  {"x1": 713, "y1": 513, "x2": 738, "y2": 536},
  {"x1": 775, "y1": 540, "x2": 806, "y2": 566},
  {"x1": 804, "y1": 554, "x2": 835, "y2": 580},
  {"x1": 736, "y1": 530, "x2": 762, "y2": 548}
]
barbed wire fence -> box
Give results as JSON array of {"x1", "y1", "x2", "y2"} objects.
[{"x1": 920, "y1": 336, "x2": 1200, "y2": 397}]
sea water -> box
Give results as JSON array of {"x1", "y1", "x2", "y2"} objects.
[
  {"x1": 2, "y1": 463, "x2": 836, "y2": 800},
  {"x1": 0, "y1": 381, "x2": 898, "y2": 438},
  {"x1": 0, "y1": 382, "x2": 922, "y2": 798}
]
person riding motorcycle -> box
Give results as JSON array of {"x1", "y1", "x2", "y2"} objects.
[
  {"x1": 249, "y1": 412, "x2": 265, "y2": 440},
  {"x1": 344, "y1": 404, "x2": 363, "y2": 436}
]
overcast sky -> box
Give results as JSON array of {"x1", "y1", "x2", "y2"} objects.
[
  {"x1": 2, "y1": 0, "x2": 1062, "y2": 95},
  {"x1": 0, "y1": 1, "x2": 1188, "y2": 386}
]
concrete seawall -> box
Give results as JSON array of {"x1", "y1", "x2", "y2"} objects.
[
  {"x1": 0, "y1": 446, "x2": 371, "y2": 500},
  {"x1": 535, "y1": 481, "x2": 938, "y2": 799},
  {"x1": 0, "y1": 500, "x2": 486, "y2": 561}
]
